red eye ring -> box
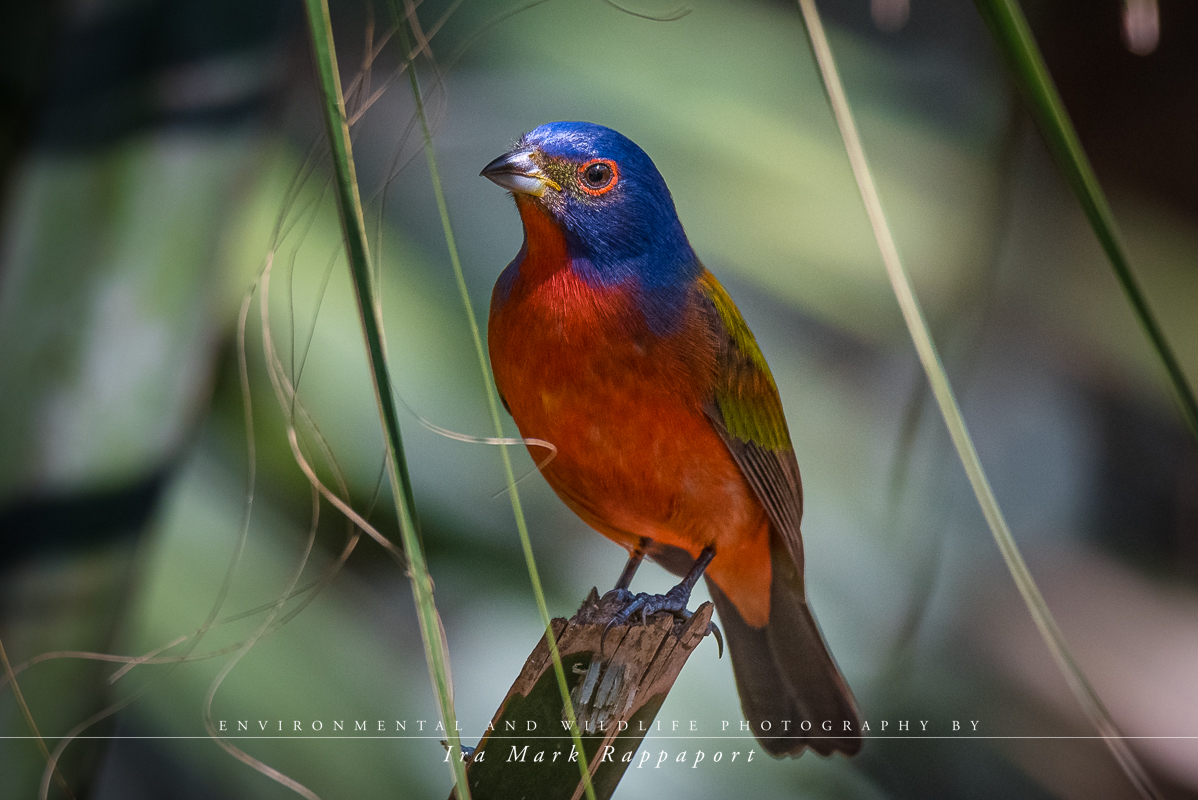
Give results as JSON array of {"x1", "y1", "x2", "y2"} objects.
[{"x1": 577, "y1": 159, "x2": 619, "y2": 195}]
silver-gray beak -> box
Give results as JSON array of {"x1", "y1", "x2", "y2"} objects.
[{"x1": 480, "y1": 148, "x2": 560, "y2": 197}]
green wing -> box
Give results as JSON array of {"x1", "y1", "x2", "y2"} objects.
[{"x1": 697, "y1": 270, "x2": 805, "y2": 569}]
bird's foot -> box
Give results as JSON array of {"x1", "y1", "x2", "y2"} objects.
[
  {"x1": 605, "y1": 583, "x2": 692, "y2": 625},
  {"x1": 599, "y1": 586, "x2": 722, "y2": 658}
]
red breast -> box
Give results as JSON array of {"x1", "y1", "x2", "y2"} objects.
[{"x1": 488, "y1": 199, "x2": 774, "y2": 626}]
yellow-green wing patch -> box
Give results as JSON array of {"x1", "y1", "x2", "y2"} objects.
[{"x1": 698, "y1": 271, "x2": 792, "y2": 452}]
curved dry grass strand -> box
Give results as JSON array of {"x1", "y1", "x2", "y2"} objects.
[
  {"x1": 201, "y1": 486, "x2": 324, "y2": 800},
  {"x1": 258, "y1": 253, "x2": 406, "y2": 565},
  {"x1": 38, "y1": 291, "x2": 263, "y2": 800},
  {"x1": 0, "y1": 635, "x2": 76, "y2": 799},
  {"x1": 599, "y1": 0, "x2": 690, "y2": 21}
]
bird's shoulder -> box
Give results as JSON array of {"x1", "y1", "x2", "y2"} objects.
[{"x1": 692, "y1": 270, "x2": 792, "y2": 453}]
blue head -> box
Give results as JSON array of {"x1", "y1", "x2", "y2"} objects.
[{"x1": 481, "y1": 122, "x2": 700, "y2": 293}]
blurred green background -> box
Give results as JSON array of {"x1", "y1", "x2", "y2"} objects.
[{"x1": 1, "y1": 0, "x2": 1196, "y2": 798}]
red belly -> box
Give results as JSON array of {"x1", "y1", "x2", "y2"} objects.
[{"x1": 489, "y1": 261, "x2": 772, "y2": 627}]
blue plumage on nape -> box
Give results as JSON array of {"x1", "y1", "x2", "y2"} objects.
[{"x1": 515, "y1": 122, "x2": 703, "y2": 332}]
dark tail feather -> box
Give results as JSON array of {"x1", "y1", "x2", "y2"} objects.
[{"x1": 707, "y1": 536, "x2": 861, "y2": 758}]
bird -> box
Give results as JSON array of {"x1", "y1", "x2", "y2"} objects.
[{"x1": 482, "y1": 121, "x2": 861, "y2": 758}]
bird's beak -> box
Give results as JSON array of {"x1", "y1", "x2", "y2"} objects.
[{"x1": 480, "y1": 147, "x2": 561, "y2": 197}]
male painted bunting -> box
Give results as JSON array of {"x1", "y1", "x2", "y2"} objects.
[{"x1": 482, "y1": 121, "x2": 861, "y2": 757}]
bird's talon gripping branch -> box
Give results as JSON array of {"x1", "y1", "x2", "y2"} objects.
[
  {"x1": 599, "y1": 587, "x2": 635, "y2": 606},
  {"x1": 599, "y1": 546, "x2": 718, "y2": 658}
]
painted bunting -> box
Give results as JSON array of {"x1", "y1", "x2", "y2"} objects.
[{"x1": 482, "y1": 122, "x2": 861, "y2": 757}]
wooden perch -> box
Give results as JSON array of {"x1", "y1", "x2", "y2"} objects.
[{"x1": 452, "y1": 589, "x2": 716, "y2": 800}]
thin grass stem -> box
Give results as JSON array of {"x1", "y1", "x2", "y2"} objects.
[
  {"x1": 794, "y1": 2, "x2": 1163, "y2": 798},
  {"x1": 300, "y1": 1, "x2": 470, "y2": 795}
]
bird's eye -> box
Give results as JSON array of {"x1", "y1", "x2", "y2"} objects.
[{"x1": 577, "y1": 159, "x2": 618, "y2": 195}]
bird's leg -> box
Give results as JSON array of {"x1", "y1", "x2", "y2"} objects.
[
  {"x1": 614, "y1": 541, "x2": 647, "y2": 590},
  {"x1": 602, "y1": 538, "x2": 648, "y2": 606},
  {"x1": 602, "y1": 546, "x2": 723, "y2": 657}
]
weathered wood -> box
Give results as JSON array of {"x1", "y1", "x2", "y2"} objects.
[{"x1": 452, "y1": 589, "x2": 716, "y2": 800}]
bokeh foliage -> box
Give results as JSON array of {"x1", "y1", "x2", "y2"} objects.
[{"x1": 1, "y1": 0, "x2": 1196, "y2": 798}]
